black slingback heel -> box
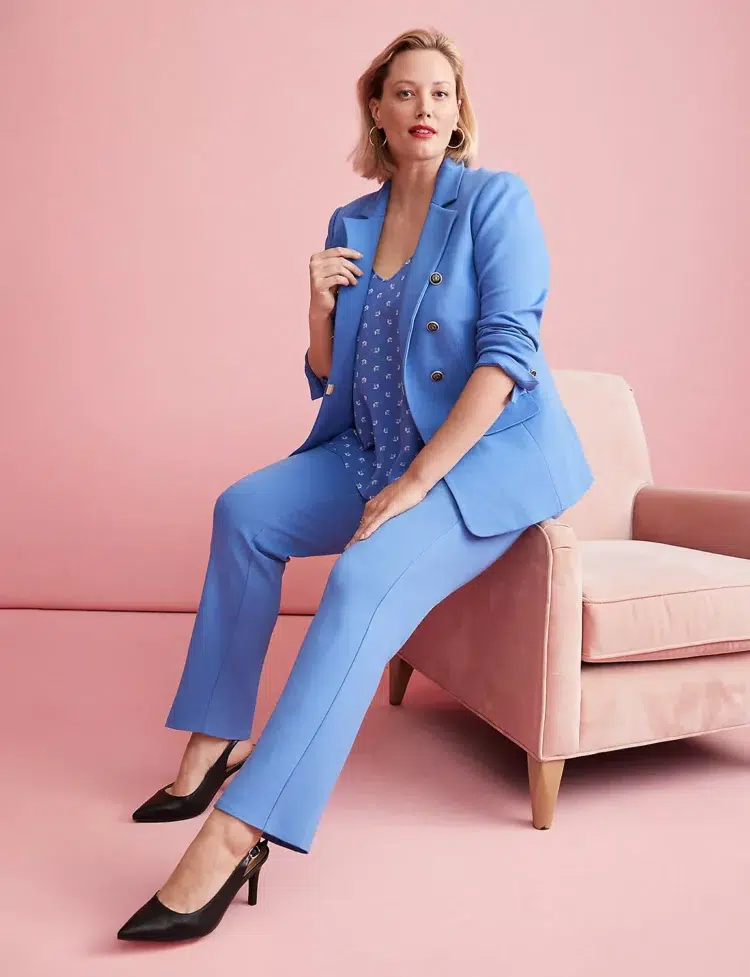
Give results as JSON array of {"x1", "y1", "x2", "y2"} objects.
[
  {"x1": 117, "y1": 838, "x2": 270, "y2": 942},
  {"x1": 131, "y1": 739, "x2": 253, "y2": 823}
]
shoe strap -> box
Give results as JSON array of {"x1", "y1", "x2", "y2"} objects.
[{"x1": 216, "y1": 739, "x2": 240, "y2": 771}]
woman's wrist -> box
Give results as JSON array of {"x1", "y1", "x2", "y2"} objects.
[
  {"x1": 307, "y1": 309, "x2": 334, "y2": 380},
  {"x1": 308, "y1": 306, "x2": 333, "y2": 327}
]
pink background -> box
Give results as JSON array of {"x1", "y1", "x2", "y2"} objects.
[
  {"x1": 3, "y1": 5, "x2": 750, "y2": 973},
  {"x1": 2, "y1": 1, "x2": 748, "y2": 610}
]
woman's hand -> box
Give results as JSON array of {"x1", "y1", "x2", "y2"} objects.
[
  {"x1": 309, "y1": 246, "x2": 364, "y2": 320},
  {"x1": 344, "y1": 472, "x2": 430, "y2": 550}
]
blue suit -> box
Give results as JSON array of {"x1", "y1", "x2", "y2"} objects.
[
  {"x1": 163, "y1": 156, "x2": 593, "y2": 854},
  {"x1": 298, "y1": 154, "x2": 593, "y2": 535}
]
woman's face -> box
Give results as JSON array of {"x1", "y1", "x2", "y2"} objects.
[{"x1": 369, "y1": 49, "x2": 462, "y2": 164}]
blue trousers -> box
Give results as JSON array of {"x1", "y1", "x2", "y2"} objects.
[{"x1": 165, "y1": 443, "x2": 525, "y2": 854}]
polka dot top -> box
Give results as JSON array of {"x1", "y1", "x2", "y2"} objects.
[{"x1": 323, "y1": 255, "x2": 425, "y2": 500}]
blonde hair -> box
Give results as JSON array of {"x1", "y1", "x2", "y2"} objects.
[{"x1": 346, "y1": 27, "x2": 478, "y2": 183}]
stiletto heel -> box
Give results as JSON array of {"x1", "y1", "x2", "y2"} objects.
[
  {"x1": 247, "y1": 867, "x2": 260, "y2": 906},
  {"x1": 131, "y1": 739, "x2": 254, "y2": 823},
  {"x1": 117, "y1": 837, "x2": 269, "y2": 942}
]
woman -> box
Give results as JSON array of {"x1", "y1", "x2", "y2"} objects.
[{"x1": 117, "y1": 28, "x2": 593, "y2": 943}]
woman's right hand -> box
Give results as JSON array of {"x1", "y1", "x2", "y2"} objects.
[{"x1": 309, "y1": 246, "x2": 364, "y2": 319}]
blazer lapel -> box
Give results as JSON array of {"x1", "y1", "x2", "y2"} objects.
[{"x1": 332, "y1": 155, "x2": 465, "y2": 400}]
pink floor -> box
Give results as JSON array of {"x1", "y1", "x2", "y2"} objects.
[{"x1": 2, "y1": 608, "x2": 749, "y2": 974}]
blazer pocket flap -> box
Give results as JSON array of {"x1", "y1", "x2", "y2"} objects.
[{"x1": 484, "y1": 388, "x2": 540, "y2": 435}]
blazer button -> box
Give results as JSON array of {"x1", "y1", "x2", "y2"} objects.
[
  {"x1": 426, "y1": 320, "x2": 439, "y2": 332},
  {"x1": 530, "y1": 369, "x2": 537, "y2": 376},
  {"x1": 429, "y1": 272, "x2": 442, "y2": 284},
  {"x1": 430, "y1": 370, "x2": 444, "y2": 381}
]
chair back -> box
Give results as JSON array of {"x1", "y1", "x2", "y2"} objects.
[{"x1": 552, "y1": 370, "x2": 652, "y2": 539}]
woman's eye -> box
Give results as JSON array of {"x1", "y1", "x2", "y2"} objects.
[{"x1": 397, "y1": 90, "x2": 450, "y2": 98}]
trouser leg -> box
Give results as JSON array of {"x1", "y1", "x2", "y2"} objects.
[
  {"x1": 164, "y1": 445, "x2": 365, "y2": 740},
  {"x1": 215, "y1": 477, "x2": 526, "y2": 854}
]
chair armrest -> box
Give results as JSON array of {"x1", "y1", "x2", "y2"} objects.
[
  {"x1": 532, "y1": 518, "x2": 584, "y2": 757},
  {"x1": 397, "y1": 516, "x2": 584, "y2": 758},
  {"x1": 632, "y1": 486, "x2": 750, "y2": 560}
]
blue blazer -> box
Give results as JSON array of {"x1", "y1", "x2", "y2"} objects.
[{"x1": 290, "y1": 155, "x2": 594, "y2": 537}]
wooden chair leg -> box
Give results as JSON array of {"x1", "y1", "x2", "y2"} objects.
[
  {"x1": 527, "y1": 755, "x2": 565, "y2": 829},
  {"x1": 389, "y1": 656, "x2": 414, "y2": 705}
]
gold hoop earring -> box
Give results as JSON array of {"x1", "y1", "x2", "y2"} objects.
[
  {"x1": 369, "y1": 125, "x2": 387, "y2": 148},
  {"x1": 447, "y1": 126, "x2": 465, "y2": 149}
]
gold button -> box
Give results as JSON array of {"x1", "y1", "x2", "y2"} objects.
[
  {"x1": 325, "y1": 383, "x2": 335, "y2": 394},
  {"x1": 426, "y1": 321, "x2": 439, "y2": 332},
  {"x1": 430, "y1": 370, "x2": 444, "y2": 381},
  {"x1": 429, "y1": 272, "x2": 442, "y2": 284}
]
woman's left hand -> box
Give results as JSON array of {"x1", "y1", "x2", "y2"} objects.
[{"x1": 344, "y1": 472, "x2": 429, "y2": 549}]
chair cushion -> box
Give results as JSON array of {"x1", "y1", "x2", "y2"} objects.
[{"x1": 580, "y1": 540, "x2": 750, "y2": 662}]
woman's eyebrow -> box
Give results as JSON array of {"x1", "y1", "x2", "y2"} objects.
[{"x1": 390, "y1": 79, "x2": 453, "y2": 87}]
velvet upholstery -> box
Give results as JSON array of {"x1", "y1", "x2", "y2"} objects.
[{"x1": 392, "y1": 371, "x2": 750, "y2": 791}]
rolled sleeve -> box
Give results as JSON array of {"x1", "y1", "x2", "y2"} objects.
[
  {"x1": 305, "y1": 348, "x2": 326, "y2": 400},
  {"x1": 471, "y1": 172, "x2": 549, "y2": 392}
]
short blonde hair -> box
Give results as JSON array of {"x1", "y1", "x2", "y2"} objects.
[{"x1": 347, "y1": 27, "x2": 478, "y2": 183}]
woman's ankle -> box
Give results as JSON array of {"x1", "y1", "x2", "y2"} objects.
[
  {"x1": 188, "y1": 732, "x2": 228, "y2": 751},
  {"x1": 184, "y1": 732, "x2": 253, "y2": 760}
]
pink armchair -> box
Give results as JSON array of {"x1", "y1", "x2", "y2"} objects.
[{"x1": 389, "y1": 371, "x2": 750, "y2": 828}]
